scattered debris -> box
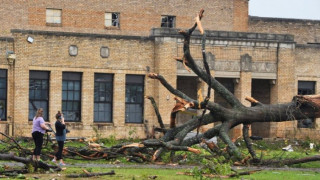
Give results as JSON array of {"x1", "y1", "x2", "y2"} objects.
[
  {"x1": 148, "y1": 175, "x2": 158, "y2": 179},
  {"x1": 310, "y1": 143, "x2": 314, "y2": 150},
  {"x1": 66, "y1": 170, "x2": 115, "y2": 178},
  {"x1": 282, "y1": 145, "x2": 293, "y2": 152}
]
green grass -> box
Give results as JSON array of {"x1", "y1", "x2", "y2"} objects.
[
  {"x1": 234, "y1": 138, "x2": 320, "y2": 168},
  {"x1": 14, "y1": 167, "x2": 319, "y2": 180},
  {"x1": 1, "y1": 137, "x2": 320, "y2": 179},
  {"x1": 241, "y1": 170, "x2": 320, "y2": 180},
  {"x1": 21, "y1": 167, "x2": 196, "y2": 180},
  {"x1": 244, "y1": 149, "x2": 320, "y2": 168}
]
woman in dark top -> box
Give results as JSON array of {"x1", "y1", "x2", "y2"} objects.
[{"x1": 52, "y1": 111, "x2": 66, "y2": 166}]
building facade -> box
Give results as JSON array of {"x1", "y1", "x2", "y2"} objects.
[{"x1": 0, "y1": 0, "x2": 319, "y2": 139}]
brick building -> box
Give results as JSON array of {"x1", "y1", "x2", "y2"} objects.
[{"x1": 0, "y1": 0, "x2": 319, "y2": 139}]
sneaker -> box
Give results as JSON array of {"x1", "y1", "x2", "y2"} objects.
[
  {"x1": 59, "y1": 162, "x2": 66, "y2": 166},
  {"x1": 52, "y1": 159, "x2": 57, "y2": 163}
]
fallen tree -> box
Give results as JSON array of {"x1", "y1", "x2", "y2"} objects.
[
  {"x1": 141, "y1": 9, "x2": 320, "y2": 164},
  {"x1": 1, "y1": 10, "x2": 320, "y2": 177}
]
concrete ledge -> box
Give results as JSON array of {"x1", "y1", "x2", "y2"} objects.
[
  {"x1": 150, "y1": 28, "x2": 294, "y2": 43},
  {"x1": 10, "y1": 29, "x2": 152, "y2": 41},
  {"x1": 177, "y1": 70, "x2": 197, "y2": 76},
  {"x1": 214, "y1": 71, "x2": 240, "y2": 78},
  {"x1": 252, "y1": 72, "x2": 277, "y2": 80}
]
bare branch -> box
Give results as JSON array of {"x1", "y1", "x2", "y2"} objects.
[
  {"x1": 242, "y1": 124, "x2": 258, "y2": 160},
  {"x1": 148, "y1": 73, "x2": 199, "y2": 107},
  {"x1": 179, "y1": 15, "x2": 243, "y2": 109},
  {"x1": 146, "y1": 96, "x2": 165, "y2": 129}
]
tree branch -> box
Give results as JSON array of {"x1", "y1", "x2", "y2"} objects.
[
  {"x1": 148, "y1": 73, "x2": 199, "y2": 107},
  {"x1": 179, "y1": 13, "x2": 243, "y2": 109},
  {"x1": 260, "y1": 155, "x2": 320, "y2": 166},
  {"x1": 242, "y1": 124, "x2": 258, "y2": 160},
  {"x1": 146, "y1": 96, "x2": 165, "y2": 129}
]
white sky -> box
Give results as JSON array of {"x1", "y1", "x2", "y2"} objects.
[{"x1": 249, "y1": 0, "x2": 320, "y2": 20}]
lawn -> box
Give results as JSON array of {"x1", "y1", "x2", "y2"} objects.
[
  {"x1": 13, "y1": 167, "x2": 319, "y2": 180},
  {"x1": 1, "y1": 137, "x2": 320, "y2": 179}
]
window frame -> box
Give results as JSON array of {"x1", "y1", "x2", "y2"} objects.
[
  {"x1": 297, "y1": 80, "x2": 316, "y2": 128},
  {"x1": 105, "y1": 12, "x2": 120, "y2": 28},
  {"x1": 161, "y1": 15, "x2": 176, "y2": 28},
  {"x1": 125, "y1": 75, "x2": 144, "y2": 124},
  {"x1": 28, "y1": 71, "x2": 50, "y2": 121},
  {"x1": 94, "y1": 73, "x2": 113, "y2": 123},
  {"x1": 62, "y1": 72, "x2": 82, "y2": 122},
  {"x1": 46, "y1": 8, "x2": 62, "y2": 26},
  {"x1": 0, "y1": 69, "x2": 7, "y2": 121}
]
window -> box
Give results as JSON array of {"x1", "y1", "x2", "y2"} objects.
[
  {"x1": 297, "y1": 81, "x2": 316, "y2": 128},
  {"x1": 298, "y1": 81, "x2": 315, "y2": 95},
  {"x1": 62, "y1": 72, "x2": 82, "y2": 122},
  {"x1": 125, "y1": 75, "x2": 144, "y2": 123},
  {"x1": 29, "y1": 71, "x2": 49, "y2": 121},
  {"x1": 94, "y1": 73, "x2": 113, "y2": 123},
  {"x1": 0, "y1": 69, "x2": 7, "y2": 121},
  {"x1": 105, "y1": 12, "x2": 120, "y2": 28},
  {"x1": 46, "y1": 8, "x2": 62, "y2": 24},
  {"x1": 161, "y1": 15, "x2": 176, "y2": 28}
]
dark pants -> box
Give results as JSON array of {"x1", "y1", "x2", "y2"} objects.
[
  {"x1": 32, "y1": 131, "x2": 44, "y2": 156},
  {"x1": 55, "y1": 141, "x2": 65, "y2": 160}
]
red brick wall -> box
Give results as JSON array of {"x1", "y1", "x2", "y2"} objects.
[{"x1": 0, "y1": 0, "x2": 241, "y2": 37}]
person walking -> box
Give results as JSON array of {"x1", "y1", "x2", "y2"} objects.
[
  {"x1": 52, "y1": 111, "x2": 67, "y2": 166},
  {"x1": 31, "y1": 108, "x2": 51, "y2": 161}
]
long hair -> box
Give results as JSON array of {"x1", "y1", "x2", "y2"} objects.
[{"x1": 35, "y1": 108, "x2": 43, "y2": 118}]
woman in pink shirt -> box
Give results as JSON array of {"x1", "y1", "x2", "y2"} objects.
[{"x1": 31, "y1": 108, "x2": 51, "y2": 161}]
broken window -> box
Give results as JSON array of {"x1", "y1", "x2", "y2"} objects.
[
  {"x1": 46, "y1": 8, "x2": 62, "y2": 24},
  {"x1": 297, "y1": 81, "x2": 316, "y2": 128},
  {"x1": 105, "y1": 12, "x2": 120, "y2": 28},
  {"x1": 161, "y1": 15, "x2": 176, "y2": 28}
]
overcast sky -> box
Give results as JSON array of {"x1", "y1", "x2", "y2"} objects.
[{"x1": 249, "y1": 0, "x2": 320, "y2": 20}]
